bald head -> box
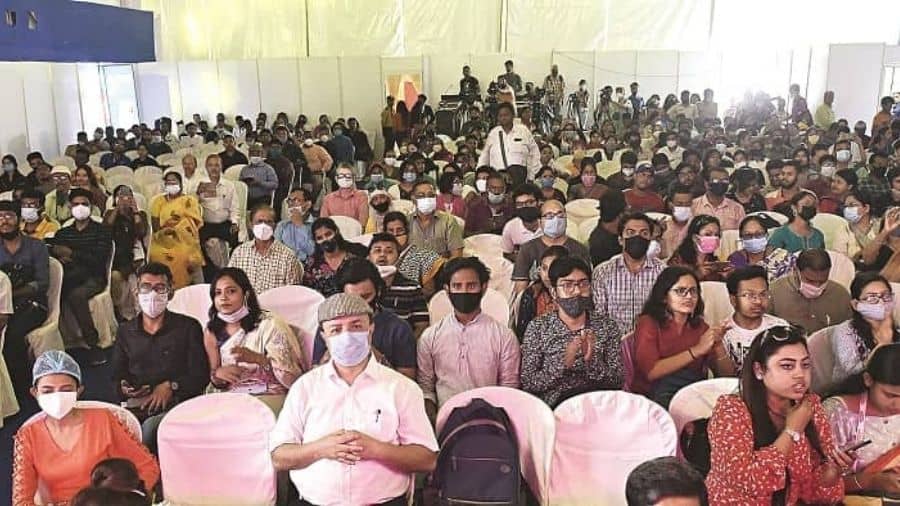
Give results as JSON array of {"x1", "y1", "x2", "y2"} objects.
[{"x1": 541, "y1": 199, "x2": 564, "y2": 215}]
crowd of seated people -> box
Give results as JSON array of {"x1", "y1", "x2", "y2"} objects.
[{"x1": 4, "y1": 73, "x2": 900, "y2": 505}]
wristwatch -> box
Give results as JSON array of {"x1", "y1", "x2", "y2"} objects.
[{"x1": 784, "y1": 428, "x2": 801, "y2": 443}]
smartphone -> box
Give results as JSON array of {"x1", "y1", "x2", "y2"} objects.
[
  {"x1": 712, "y1": 261, "x2": 732, "y2": 271},
  {"x1": 844, "y1": 440, "x2": 872, "y2": 452}
]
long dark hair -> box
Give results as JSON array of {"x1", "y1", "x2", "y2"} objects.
[
  {"x1": 311, "y1": 217, "x2": 351, "y2": 260},
  {"x1": 849, "y1": 271, "x2": 900, "y2": 362},
  {"x1": 674, "y1": 214, "x2": 720, "y2": 266},
  {"x1": 206, "y1": 267, "x2": 263, "y2": 342},
  {"x1": 739, "y1": 325, "x2": 824, "y2": 504},
  {"x1": 640, "y1": 266, "x2": 705, "y2": 328}
]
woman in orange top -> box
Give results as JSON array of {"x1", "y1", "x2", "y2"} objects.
[
  {"x1": 13, "y1": 351, "x2": 159, "y2": 506},
  {"x1": 706, "y1": 325, "x2": 847, "y2": 505}
]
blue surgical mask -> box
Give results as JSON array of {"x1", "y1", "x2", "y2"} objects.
[
  {"x1": 843, "y1": 206, "x2": 861, "y2": 223},
  {"x1": 541, "y1": 177, "x2": 555, "y2": 188},
  {"x1": 542, "y1": 216, "x2": 566, "y2": 238},
  {"x1": 742, "y1": 236, "x2": 768, "y2": 254},
  {"x1": 370, "y1": 174, "x2": 384, "y2": 184},
  {"x1": 328, "y1": 330, "x2": 370, "y2": 366},
  {"x1": 402, "y1": 172, "x2": 417, "y2": 183}
]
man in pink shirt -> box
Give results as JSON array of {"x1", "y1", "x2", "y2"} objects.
[
  {"x1": 691, "y1": 166, "x2": 745, "y2": 230},
  {"x1": 320, "y1": 164, "x2": 369, "y2": 227}
]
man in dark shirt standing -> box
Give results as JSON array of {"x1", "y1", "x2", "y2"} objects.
[
  {"x1": 219, "y1": 134, "x2": 249, "y2": 169},
  {"x1": 459, "y1": 65, "x2": 480, "y2": 101},
  {"x1": 589, "y1": 188, "x2": 627, "y2": 265},
  {"x1": 112, "y1": 262, "x2": 208, "y2": 454},
  {"x1": 47, "y1": 188, "x2": 112, "y2": 365}
]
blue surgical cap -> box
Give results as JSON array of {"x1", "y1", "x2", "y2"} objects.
[{"x1": 32, "y1": 350, "x2": 82, "y2": 386}]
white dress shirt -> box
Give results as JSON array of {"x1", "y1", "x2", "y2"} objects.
[
  {"x1": 182, "y1": 169, "x2": 210, "y2": 196},
  {"x1": 477, "y1": 124, "x2": 541, "y2": 179},
  {"x1": 270, "y1": 356, "x2": 438, "y2": 506},
  {"x1": 200, "y1": 178, "x2": 239, "y2": 224}
]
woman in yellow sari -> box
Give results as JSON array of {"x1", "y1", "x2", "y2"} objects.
[{"x1": 149, "y1": 171, "x2": 204, "y2": 288}]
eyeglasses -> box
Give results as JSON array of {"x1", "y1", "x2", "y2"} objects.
[
  {"x1": 541, "y1": 211, "x2": 566, "y2": 220},
  {"x1": 858, "y1": 292, "x2": 894, "y2": 304},
  {"x1": 670, "y1": 286, "x2": 699, "y2": 298},
  {"x1": 0, "y1": 213, "x2": 17, "y2": 222},
  {"x1": 556, "y1": 279, "x2": 591, "y2": 293},
  {"x1": 138, "y1": 284, "x2": 169, "y2": 295},
  {"x1": 737, "y1": 290, "x2": 770, "y2": 302}
]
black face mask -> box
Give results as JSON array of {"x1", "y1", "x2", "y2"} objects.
[
  {"x1": 449, "y1": 291, "x2": 483, "y2": 314},
  {"x1": 798, "y1": 205, "x2": 817, "y2": 221},
  {"x1": 708, "y1": 181, "x2": 729, "y2": 196},
  {"x1": 516, "y1": 206, "x2": 540, "y2": 223},
  {"x1": 372, "y1": 202, "x2": 390, "y2": 213},
  {"x1": 0, "y1": 229, "x2": 18, "y2": 241},
  {"x1": 319, "y1": 238, "x2": 338, "y2": 253},
  {"x1": 557, "y1": 295, "x2": 593, "y2": 318},
  {"x1": 623, "y1": 236, "x2": 650, "y2": 259}
]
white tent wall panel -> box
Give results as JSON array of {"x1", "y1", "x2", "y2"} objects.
[
  {"x1": 676, "y1": 52, "x2": 722, "y2": 99},
  {"x1": 593, "y1": 51, "x2": 638, "y2": 92},
  {"x1": 826, "y1": 44, "x2": 886, "y2": 131},
  {"x1": 51, "y1": 64, "x2": 84, "y2": 156},
  {"x1": 297, "y1": 58, "x2": 340, "y2": 123},
  {"x1": 0, "y1": 65, "x2": 31, "y2": 159},
  {"x1": 19, "y1": 63, "x2": 60, "y2": 159},
  {"x1": 135, "y1": 62, "x2": 181, "y2": 124},
  {"x1": 217, "y1": 60, "x2": 261, "y2": 121},
  {"x1": 634, "y1": 51, "x2": 679, "y2": 101},
  {"x1": 806, "y1": 45, "x2": 833, "y2": 122},
  {"x1": 257, "y1": 59, "x2": 302, "y2": 120},
  {"x1": 177, "y1": 61, "x2": 221, "y2": 122},
  {"x1": 338, "y1": 56, "x2": 384, "y2": 147},
  {"x1": 552, "y1": 52, "x2": 597, "y2": 100}
]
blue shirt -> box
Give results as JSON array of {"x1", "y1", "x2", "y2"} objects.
[
  {"x1": 274, "y1": 219, "x2": 315, "y2": 262},
  {"x1": 239, "y1": 162, "x2": 279, "y2": 200},
  {"x1": 312, "y1": 309, "x2": 416, "y2": 369},
  {"x1": 0, "y1": 235, "x2": 50, "y2": 306}
]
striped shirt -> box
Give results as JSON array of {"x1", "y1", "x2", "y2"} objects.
[
  {"x1": 47, "y1": 220, "x2": 113, "y2": 286},
  {"x1": 591, "y1": 254, "x2": 665, "y2": 335},
  {"x1": 382, "y1": 273, "x2": 428, "y2": 328},
  {"x1": 227, "y1": 240, "x2": 304, "y2": 295}
]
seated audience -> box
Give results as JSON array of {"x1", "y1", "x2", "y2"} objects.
[
  {"x1": 179, "y1": 154, "x2": 210, "y2": 196},
  {"x1": 567, "y1": 157, "x2": 607, "y2": 201},
  {"x1": 240, "y1": 143, "x2": 279, "y2": 210},
  {"x1": 364, "y1": 189, "x2": 396, "y2": 234},
  {"x1": 302, "y1": 217, "x2": 364, "y2": 297},
  {"x1": 829, "y1": 272, "x2": 899, "y2": 389},
  {"x1": 99, "y1": 139, "x2": 131, "y2": 169},
  {"x1": 270, "y1": 293, "x2": 438, "y2": 506},
  {"x1": 633, "y1": 266, "x2": 730, "y2": 407},
  {"x1": 47, "y1": 188, "x2": 112, "y2": 365},
  {"x1": 723, "y1": 266, "x2": 787, "y2": 373},
  {"x1": 592, "y1": 212, "x2": 666, "y2": 334},
  {"x1": 823, "y1": 343, "x2": 900, "y2": 496},
  {"x1": 72, "y1": 166, "x2": 107, "y2": 212},
  {"x1": 0, "y1": 154, "x2": 26, "y2": 193},
  {"x1": 112, "y1": 262, "x2": 209, "y2": 453},
  {"x1": 218, "y1": 133, "x2": 249, "y2": 169},
  {"x1": 588, "y1": 189, "x2": 627, "y2": 265},
  {"x1": 383, "y1": 211, "x2": 444, "y2": 296},
  {"x1": 513, "y1": 199, "x2": 591, "y2": 294},
  {"x1": 275, "y1": 187, "x2": 315, "y2": 262},
  {"x1": 45, "y1": 165, "x2": 75, "y2": 223},
  {"x1": 409, "y1": 181, "x2": 464, "y2": 258},
  {"x1": 769, "y1": 248, "x2": 852, "y2": 333},
  {"x1": 196, "y1": 154, "x2": 238, "y2": 276},
  {"x1": 320, "y1": 163, "x2": 369, "y2": 226},
  {"x1": 692, "y1": 166, "x2": 745, "y2": 230},
  {"x1": 366, "y1": 234, "x2": 428, "y2": 336},
  {"x1": 706, "y1": 325, "x2": 845, "y2": 504},
  {"x1": 625, "y1": 456, "x2": 708, "y2": 506},
  {"x1": 103, "y1": 185, "x2": 149, "y2": 320},
  {"x1": 205, "y1": 267, "x2": 304, "y2": 413},
  {"x1": 19, "y1": 188, "x2": 59, "y2": 239},
  {"x1": 521, "y1": 257, "x2": 623, "y2": 407},
  {"x1": 149, "y1": 171, "x2": 204, "y2": 288},
  {"x1": 821, "y1": 168, "x2": 856, "y2": 215},
  {"x1": 436, "y1": 171, "x2": 466, "y2": 220},
  {"x1": 514, "y1": 245, "x2": 568, "y2": 339},
  {"x1": 536, "y1": 166, "x2": 568, "y2": 204},
  {"x1": 669, "y1": 214, "x2": 732, "y2": 282},
  {"x1": 465, "y1": 171, "x2": 512, "y2": 236},
  {"x1": 228, "y1": 204, "x2": 303, "y2": 294},
  {"x1": 363, "y1": 162, "x2": 396, "y2": 193},
  {"x1": 843, "y1": 189, "x2": 884, "y2": 268},
  {"x1": 417, "y1": 257, "x2": 520, "y2": 420},
  {"x1": 501, "y1": 183, "x2": 543, "y2": 261},
  {"x1": 728, "y1": 168, "x2": 768, "y2": 214},
  {"x1": 388, "y1": 159, "x2": 419, "y2": 201},
  {"x1": 130, "y1": 143, "x2": 158, "y2": 170},
  {"x1": 13, "y1": 351, "x2": 159, "y2": 505},
  {"x1": 727, "y1": 215, "x2": 794, "y2": 282},
  {"x1": 625, "y1": 162, "x2": 665, "y2": 213},
  {"x1": 312, "y1": 258, "x2": 417, "y2": 379},
  {"x1": 769, "y1": 190, "x2": 826, "y2": 253}
]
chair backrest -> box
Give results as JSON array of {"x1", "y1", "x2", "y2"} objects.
[
  {"x1": 392, "y1": 199, "x2": 415, "y2": 216},
  {"x1": 258, "y1": 286, "x2": 325, "y2": 368},
  {"x1": 578, "y1": 216, "x2": 600, "y2": 245},
  {"x1": 169, "y1": 284, "x2": 212, "y2": 329},
  {"x1": 50, "y1": 156, "x2": 75, "y2": 169},
  {"x1": 224, "y1": 164, "x2": 245, "y2": 182},
  {"x1": 550, "y1": 391, "x2": 677, "y2": 506},
  {"x1": 45, "y1": 258, "x2": 63, "y2": 326},
  {"x1": 892, "y1": 282, "x2": 900, "y2": 323},
  {"x1": 232, "y1": 179, "x2": 249, "y2": 242},
  {"x1": 428, "y1": 288, "x2": 510, "y2": 326},
  {"x1": 748, "y1": 210, "x2": 788, "y2": 225},
  {"x1": 156, "y1": 153, "x2": 176, "y2": 166},
  {"x1": 134, "y1": 165, "x2": 164, "y2": 179},
  {"x1": 700, "y1": 281, "x2": 732, "y2": 325},
  {"x1": 596, "y1": 160, "x2": 620, "y2": 179},
  {"x1": 645, "y1": 212, "x2": 670, "y2": 223},
  {"x1": 620, "y1": 332, "x2": 635, "y2": 393},
  {"x1": 463, "y1": 233, "x2": 504, "y2": 258},
  {"x1": 436, "y1": 387, "x2": 555, "y2": 505},
  {"x1": 565, "y1": 199, "x2": 600, "y2": 226},
  {"x1": 158, "y1": 393, "x2": 277, "y2": 505},
  {"x1": 124, "y1": 150, "x2": 139, "y2": 161},
  {"x1": 718, "y1": 229, "x2": 741, "y2": 259},
  {"x1": 827, "y1": 250, "x2": 855, "y2": 291},
  {"x1": 556, "y1": 155, "x2": 574, "y2": 176},
  {"x1": 668, "y1": 378, "x2": 739, "y2": 442},
  {"x1": 329, "y1": 214, "x2": 363, "y2": 240},
  {"x1": 482, "y1": 255, "x2": 515, "y2": 302},
  {"x1": 105, "y1": 165, "x2": 134, "y2": 180},
  {"x1": 811, "y1": 213, "x2": 854, "y2": 255},
  {"x1": 808, "y1": 324, "x2": 839, "y2": 395},
  {"x1": 347, "y1": 233, "x2": 373, "y2": 248},
  {"x1": 566, "y1": 217, "x2": 582, "y2": 243}
]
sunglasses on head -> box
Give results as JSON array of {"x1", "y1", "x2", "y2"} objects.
[{"x1": 760, "y1": 325, "x2": 803, "y2": 345}]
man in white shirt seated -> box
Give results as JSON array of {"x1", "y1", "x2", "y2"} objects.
[
  {"x1": 180, "y1": 154, "x2": 210, "y2": 196},
  {"x1": 722, "y1": 265, "x2": 786, "y2": 373},
  {"x1": 501, "y1": 183, "x2": 542, "y2": 262},
  {"x1": 197, "y1": 154, "x2": 239, "y2": 273},
  {"x1": 270, "y1": 293, "x2": 438, "y2": 506},
  {"x1": 417, "y1": 257, "x2": 521, "y2": 422},
  {"x1": 477, "y1": 102, "x2": 540, "y2": 186}
]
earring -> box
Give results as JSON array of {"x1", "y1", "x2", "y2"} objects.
[{"x1": 756, "y1": 374, "x2": 763, "y2": 380}]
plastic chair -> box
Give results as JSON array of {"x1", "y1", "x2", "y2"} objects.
[
  {"x1": 106, "y1": 165, "x2": 135, "y2": 181},
  {"x1": 566, "y1": 217, "x2": 582, "y2": 243},
  {"x1": 700, "y1": 281, "x2": 731, "y2": 325},
  {"x1": 50, "y1": 156, "x2": 75, "y2": 169},
  {"x1": 329, "y1": 215, "x2": 363, "y2": 240},
  {"x1": 748, "y1": 210, "x2": 788, "y2": 225},
  {"x1": 463, "y1": 233, "x2": 504, "y2": 258},
  {"x1": 550, "y1": 391, "x2": 677, "y2": 506},
  {"x1": 24, "y1": 257, "x2": 64, "y2": 358},
  {"x1": 428, "y1": 288, "x2": 510, "y2": 327},
  {"x1": 105, "y1": 174, "x2": 135, "y2": 194},
  {"x1": 224, "y1": 164, "x2": 246, "y2": 182},
  {"x1": 158, "y1": 393, "x2": 277, "y2": 506},
  {"x1": 436, "y1": 387, "x2": 555, "y2": 505},
  {"x1": 668, "y1": 378, "x2": 739, "y2": 446},
  {"x1": 808, "y1": 324, "x2": 839, "y2": 395},
  {"x1": 481, "y1": 255, "x2": 515, "y2": 302},
  {"x1": 811, "y1": 213, "x2": 857, "y2": 256},
  {"x1": 392, "y1": 199, "x2": 415, "y2": 216},
  {"x1": 258, "y1": 286, "x2": 325, "y2": 369},
  {"x1": 718, "y1": 229, "x2": 741, "y2": 259},
  {"x1": 565, "y1": 199, "x2": 600, "y2": 227},
  {"x1": 347, "y1": 233, "x2": 373, "y2": 248},
  {"x1": 124, "y1": 150, "x2": 139, "y2": 161},
  {"x1": 645, "y1": 212, "x2": 670, "y2": 223},
  {"x1": 156, "y1": 153, "x2": 176, "y2": 166},
  {"x1": 596, "y1": 160, "x2": 620, "y2": 179},
  {"x1": 578, "y1": 216, "x2": 600, "y2": 244},
  {"x1": 233, "y1": 180, "x2": 249, "y2": 242},
  {"x1": 169, "y1": 284, "x2": 212, "y2": 329},
  {"x1": 134, "y1": 165, "x2": 164, "y2": 180},
  {"x1": 891, "y1": 283, "x2": 900, "y2": 323},
  {"x1": 827, "y1": 250, "x2": 855, "y2": 291},
  {"x1": 555, "y1": 155, "x2": 575, "y2": 176}
]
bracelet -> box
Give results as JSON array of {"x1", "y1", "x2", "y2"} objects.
[
  {"x1": 687, "y1": 348, "x2": 696, "y2": 360},
  {"x1": 852, "y1": 473, "x2": 863, "y2": 490}
]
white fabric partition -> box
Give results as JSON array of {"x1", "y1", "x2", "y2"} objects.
[
  {"x1": 20, "y1": 63, "x2": 60, "y2": 158},
  {"x1": 339, "y1": 56, "x2": 384, "y2": 137},
  {"x1": 308, "y1": 0, "x2": 403, "y2": 57},
  {"x1": 297, "y1": 58, "x2": 340, "y2": 121},
  {"x1": 0, "y1": 65, "x2": 30, "y2": 158},
  {"x1": 77, "y1": 64, "x2": 106, "y2": 134},
  {"x1": 51, "y1": 64, "x2": 84, "y2": 153},
  {"x1": 634, "y1": 51, "x2": 679, "y2": 100},
  {"x1": 826, "y1": 44, "x2": 886, "y2": 130},
  {"x1": 217, "y1": 60, "x2": 262, "y2": 119},
  {"x1": 404, "y1": 0, "x2": 501, "y2": 56},
  {"x1": 258, "y1": 59, "x2": 302, "y2": 119},
  {"x1": 506, "y1": 1, "x2": 606, "y2": 53},
  {"x1": 593, "y1": 51, "x2": 637, "y2": 91},
  {"x1": 178, "y1": 61, "x2": 221, "y2": 120}
]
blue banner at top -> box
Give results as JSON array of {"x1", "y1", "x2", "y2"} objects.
[{"x1": 0, "y1": 0, "x2": 154, "y2": 63}]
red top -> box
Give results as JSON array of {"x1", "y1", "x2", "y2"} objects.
[
  {"x1": 632, "y1": 314, "x2": 709, "y2": 395},
  {"x1": 706, "y1": 394, "x2": 844, "y2": 505},
  {"x1": 624, "y1": 189, "x2": 666, "y2": 213}
]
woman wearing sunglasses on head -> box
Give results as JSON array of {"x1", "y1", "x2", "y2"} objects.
[{"x1": 706, "y1": 325, "x2": 847, "y2": 505}]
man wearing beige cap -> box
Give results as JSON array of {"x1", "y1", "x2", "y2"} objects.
[
  {"x1": 270, "y1": 293, "x2": 437, "y2": 506},
  {"x1": 44, "y1": 166, "x2": 74, "y2": 223}
]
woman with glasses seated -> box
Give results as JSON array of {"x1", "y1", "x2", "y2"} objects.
[
  {"x1": 706, "y1": 325, "x2": 847, "y2": 505},
  {"x1": 830, "y1": 272, "x2": 900, "y2": 389},
  {"x1": 727, "y1": 215, "x2": 794, "y2": 283},
  {"x1": 520, "y1": 257, "x2": 623, "y2": 407},
  {"x1": 668, "y1": 214, "x2": 733, "y2": 282},
  {"x1": 633, "y1": 266, "x2": 731, "y2": 408},
  {"x1": 205, "y1": 268, "x2": 305, "y2": 414}
]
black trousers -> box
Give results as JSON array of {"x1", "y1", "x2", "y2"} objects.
[
  {"x1": 3, "y1": 303, "x2": 48, "y2": 401},
  {"x1": 382, "y1": 127, "x2": 395, "y2": 153},
  {"x1": 199, "y1": 221, "x2": 238, "y2": 250},
  {"x1": 61, "y1": 277, "x2": 105, "y2": 347}
]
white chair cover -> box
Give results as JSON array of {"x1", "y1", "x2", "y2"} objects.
[
  {"x1": 578, "y1": 216, "x2": 600, "y2": 244},
  {"x1": 156, "y1": 153, "x2": 176, "y2": 166},
  {"x1": 158, "y1": 393, "x2": 277, "y2": 506},
  {"x1": 224, "y1": 164, "x2": 246, "y2": 182},
  {"x1": 565, "y1": 199, "x2": 600, "y2": 226},
  {"x1": 748, "y1": 210, "x2": 788, "y2": 225},
  {"x1": 329, "y1": 215, "x2": 363, "y2": 240},
  {"x1": 233, "y1": 180, "x2": 249, "y2": 242},
  {"x1": 566, "y1": 218, "x2": 582, "y2": 243},
  {"x1": 0, "y1": 329, "x2": 19, "y2": 425},
  {"x1": 25, "y1": 257, "x2": 64, "y2": 358},
  {"x1": 105, "y1": 165, "x2": 135, "y2": 181},
  {"x1": 428, "y1": 288, "x2": 510, "y2": 327},
  {"x1": 463, "y1": 233, "x2": 505, "y2": 258},
  {"x1": 811, "y1": 213, "x2": 859, "y2": 257},
  {"x1": 134, "y1": 165, "x2": 164, "y2": 179},
  {"x1": 827, "y1": 250, "x2": 855, "y2": 291},
  {"x1": 700, "y1": 281, "x2": 731, "y2": 326},
  {"x1": 808, "y1": 324, "x2": 839, "y2": 395},
  {"x1": 436, "y1": 387, "x2": 555, "y2": 505},
  {"x1": 392, "y1": 199, "x2": 415, "y2": 216},
  {"x1": 482, "y1": 255, "x2": 515, "y2": 302},
  {"x1": 347, "y1": 233, "x2": 374, "y2": 248},
  {"x1": 50, "y1": 156, "x2": 75, "y2": 169},
  {"x1": 668, "y1": 378, "x2": 739, "y2": 444},
  {"x1": 169, "y1": 284, "x2": 212, "y2": 329},
  {"x1": 258, "y1": 286, "x2": 325, "y2": 369},
  {"x1": 550, "y1": 391, "x2": 677, "y2": 506},
  {"x1": 124, "y1": 150, "x2": 139, "y2": 161}
]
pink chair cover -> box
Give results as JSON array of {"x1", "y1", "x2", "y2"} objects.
[
  {"x1": 435, "y1": 387, "x2": 555, "y2": 505},
  {"x1": 550, "y1": 391, "x2": 677, "y2": 506},
  {"x1": 158, "y1": 393, "x2": 277, "y2": 505},
  {"x1": 169, "y1": 283, "x2": 212, "y2": 329},
  {"x1": 668, "y1": 378, "x2": 738, "y2": 454}
]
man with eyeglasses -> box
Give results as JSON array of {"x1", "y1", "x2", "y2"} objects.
[
  {"x1": 592, "y1": 212, "x2": 666, "y2": 334},
  {"x1": 320, "y1": 163, "x2": 369, "y2": 227},
  {"x1": 227, "y1": 204, "x2": 303, "y2": 294},
  {"x1": 723, "y1": 266, "x2": 787, "y2": 374},
  {"x1": 408, "y1": 181, "x2": 463, "y2": 259},
  {"x1": 769, "y1": 249, "x2": 851, "y2": 333},
  {"x1": 691, "y1": 166, "x2": 745, "y2": 231},
  {"x1": 513, "y1": 199, "x2": 591, "y2": 295},
  {"x1": 501, "y1": 184, "x2": 543, "y2": 261},
  {"x1": 112, "y1": 262, "x2": 209, "y2": 454},
  {"x1": 465, "y1": 171, "x2": 513, "y2": 236}
]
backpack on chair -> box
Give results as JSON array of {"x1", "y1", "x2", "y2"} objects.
[{"x1": 434, "y1": 398, "x2": 522, "y2": 506}]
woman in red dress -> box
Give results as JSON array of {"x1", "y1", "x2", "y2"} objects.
[{"x1": 706, "y1": 325, "x2": 849, "y2": 505}]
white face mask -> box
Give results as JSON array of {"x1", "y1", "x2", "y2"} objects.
[
  {"x1": 21, "y1": 207, "x2": 39, "y2": 223},
  {"x1": 71, "y1": 204, "x2": 91, "y2": 221},
  {"x1": 416, "y1": 197, "x2": 437, "y2": 215},
  {"x1": 253, "y1": 222, "x2": 274, "y2": 241},
  {"x1": 820, "y1": 164, "x2": 836, "y2": 178},
  {"x1": 319, "y1": 135, "x2": 329, "y2": 143},
  {"x1": 475, "y1": 179, "x2": 488, "y2": 193},
  {"x1": 249, "y1": 156, "x2": 263, "y2": 165},
  {"x1": 138, "y1": 292, "x2": 168, "y2": 318},
  {"x1": 835, "y1": 149, "x2": 851, "y2": 163},
  {"x1": 336, "y1": 176, "x2": 355, "y2": 189},
  {"x1": 715, "y1": 143, "x2": 726, "y2": 154},
  {"x1": 218, "y1": 304, "x2": 249, "y2": 324},
  {"x1": 38, "y1": 391, "x2": 78, "y2": 420},
  {"x1": 621, "y1": 167, "x2": 635, "y2": 177},
  {"x1": 666, "y1": 140, "x2": 678, "y2": 149},
  {"x1": 328, "y1": 330, "x2": 371, "y2": 366},
  {"x1": 151, "y1": 136, "x2": 162, "y2": 143},
  {"x1": 672, "y1": 206, "x2": 692, "y2": 223}
]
